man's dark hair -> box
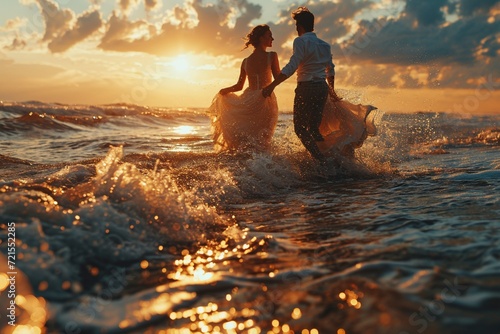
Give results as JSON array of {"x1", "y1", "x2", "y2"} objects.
[{"x1": 292, "y1": 7, "x2": 314, "y2": 32}]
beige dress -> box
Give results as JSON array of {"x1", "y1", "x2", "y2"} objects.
[
  {"x1": 208, "y1": 53, "x2": 279, "y2": 152},
  {"x1": 318, "y1": 98, "x2": 378, "y2": 157}
]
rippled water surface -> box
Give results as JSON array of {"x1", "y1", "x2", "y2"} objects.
[{"x1": 1, "y1": 101, "x2": 500, "y2": 334}]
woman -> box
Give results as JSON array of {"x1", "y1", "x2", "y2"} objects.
[{"x1": 208, "y1": 25, "x2": 280, "y2": 152}]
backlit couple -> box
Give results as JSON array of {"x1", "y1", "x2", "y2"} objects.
[{"x1": 208, "y1": 7, "x2": 377, "y2": 162}]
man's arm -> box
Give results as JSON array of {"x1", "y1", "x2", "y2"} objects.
[
  {"x1": 325, "y1": 50, "x2": 340, "y2": 101},
  {"x1": 326, "y1": 75, "x2": 341, "y2": 101},
  {"x1": 262, "y1": 73, "x2": 288, "y2": 97},
  {"x1": 263, "y1": 37, "x2": 304, "y2": 98}
]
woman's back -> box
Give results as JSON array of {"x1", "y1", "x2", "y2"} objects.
[{"x1": 245, "y1": 51, "x2": 273, "y2": 90}]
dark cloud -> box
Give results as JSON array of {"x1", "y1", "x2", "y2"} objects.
[
  {"x1": 48, "y1": 10, "x2": 102, "y2": 52},
  {"x1": 99, "y1": 12, "x2": 149, "y2": 49},
  {"x1": 36, "y1": 0, "x2": 74, "y2": 41},
  {"x1": 145, "y1": 0, "x2": 161, "y2": 12},
  {"x1": 341, "y1": 0, "x2": 500, "y2": 65},
  {"x1": 337, "y1": 0, "x2": 500, "y2": 88},
  {"x1": 34, "y1": 0, "x2": 102, "y2": 53},
  {"x1": 313, "y1": 0, "x2": 374, "y2": 38},
  {"x1": 459, "y1": 0, "x2": 500, "y2": 16},
  {"x1": 404, "y1": 0, "x2": 449, "y2": 26}
]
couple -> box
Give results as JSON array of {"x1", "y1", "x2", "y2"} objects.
[{"x1": 208, "y1": 7, "x2": 377, "y2": 162}]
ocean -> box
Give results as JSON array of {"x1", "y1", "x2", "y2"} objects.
[{"x1": 0, "y1": 100, "x2": 499, "y2": 334}]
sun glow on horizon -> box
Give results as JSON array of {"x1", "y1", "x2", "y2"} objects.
[
  {"x1": 171, "y1": 54, "x2": 190, "y2": 73},
  {"x1": 173, "y1": 125, "x2": 196, "y2": 135}
]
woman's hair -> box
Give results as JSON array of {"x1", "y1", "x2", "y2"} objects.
[
  {"x1": 292, "y1": 7, "x2": 314, "y2": 32},
  {"x1": 243, "y1": 24, "x2": 270, "y2": 49}
]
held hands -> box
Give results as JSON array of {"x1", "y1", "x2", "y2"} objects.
[
  {"x1": 262, "y1": 85, "x2": 274, "y2": 98},
  {"x1": 326, "y1": 76, "x2": 341, "y2": 101},
  {"x1": 329, "y1": 89, "x2": 342, "y2": 102},
  {"x1": 263, "y1": 74, "x2": 287, "y2": 98}
]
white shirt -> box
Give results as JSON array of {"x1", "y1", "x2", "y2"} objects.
[{"x1": 281, "y1": 32, "x2": 335, "y2": 82}]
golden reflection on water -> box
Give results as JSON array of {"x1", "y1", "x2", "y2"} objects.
[
  {"x1": 338, "y1": 288, "x2": 363, "y2": 310},
  {"x1": 128, "y1": 226, "x2": 368, "y2": 333},
  {"x1": 154, "y1": 231, "x2": 327, "y2": 334},
  {"x1": 0, "y1": 271, "x2": 47, "y2": 334},
  {"x1": 162, "y1": 125, "x2": 199, "y2": 152},
  {"x1": 173, "y1": 125, "x2": 196, "y2": 135}
]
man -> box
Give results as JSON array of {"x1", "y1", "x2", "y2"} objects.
[{"x1": 262, "y1": 7, "x2": 340, "y2": 161}]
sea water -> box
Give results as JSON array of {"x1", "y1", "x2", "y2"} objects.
[{"x1": 0, "y1": 100, "x2": 499, "y2": 334}]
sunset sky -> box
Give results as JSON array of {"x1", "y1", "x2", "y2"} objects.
[{"x1": 1, "y1": 0, "x2": 499, "y2": 113}]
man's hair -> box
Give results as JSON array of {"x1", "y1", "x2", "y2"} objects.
[{"x1": 292, "y1": 7, "x2": 314, "y2": 32}]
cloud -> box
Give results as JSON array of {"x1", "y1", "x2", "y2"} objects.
[
  {"x1": 145, "y1": 0, "x2": 161, "y2": 12},
  {"x1": 99, "y1": 0, "x2": 263, "y2": 56},
  {"x1": 98, "y1": 11, "x2": 151, "y2": 51},
  {"x1": 15, "y1": 0, "x2": 499, "y2": 91},
  {"x1": 33, "y1": 0, "x2": 103, "y2": 53},
  {"x1": 93, "y1": 0, "x2": 499, "y2": 91},
  {"x1": 48, "y1": 9, "x2": 103, "y2": 53},
  {"x1": 99, "y1": 0, "x2": 379, "y2": 60},
  {"x1": 1, "y1": 18, "x2": 28, "y2": 32},
  {"x1": 25, "y1": 0, "x2": 373, "y2": 58},
  {"x1": 118, "y1": 0, "x2": 140, "y2": 15},
  {"x1": 5, "y1": 37, "x2": 27, "y2": 51},
  {"x1": 298, "y1": 1, "x2": 374, "y2": 42},
  {"x1": 336, "y1": 0, "x2": 500, "y2": 88},
  {"x1": 340, "y1": 0, "x2": 500, "y2": 65},
  {"x1": 459, "y1": 0, "x2": 500, "y2": 16},
  {"x1": 36, "y1": 0, "x2": 74, "y2": 42},
  {"x1": 404, "y1": 0, "x2": 449, "y2": 26},
  {"x1": 1, "y1": 18, "x2": 28, "y2": 51}
]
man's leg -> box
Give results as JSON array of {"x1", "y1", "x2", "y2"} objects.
[
  {"x1": 308, "y1": 83, "x2": 328, "y2": 142},
  {"x1": 293, "y1": 82, "x2": 328, "y2": 160}
]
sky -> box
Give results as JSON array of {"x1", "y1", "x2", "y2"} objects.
[{"x1": 0, "y1": 0, "x2": 499, "y2": 113}]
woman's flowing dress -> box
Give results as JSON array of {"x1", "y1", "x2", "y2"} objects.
[
  {"x1": 317, "y1": 97, "x2": 378, "y2": 157},
  {"x1": 208, "y1": 53, "x2": 279, "y2": 152}
]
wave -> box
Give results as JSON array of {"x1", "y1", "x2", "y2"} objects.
[
  {"x1": 0, "y1": 144, "x2": 379, "y2": 332},
  {"x1": 2, "y1": 101, "x2": 498, "y2": 148},
  {"x1": 0, "y1": 147, "x2": 237, "y2": 301},
  {"x1": 0, "y1": 101, "x2": 209, "y2": 136},
  {"x1": 367, "y1": 112, "x2": 500, "y2": 163},
  {"x1": 1, "y1": 121, "x2": 499, "y2": 333}
]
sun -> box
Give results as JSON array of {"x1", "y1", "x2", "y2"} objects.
[{"x1": 171, "y1": 55, "x2": 190, "y2": 72}]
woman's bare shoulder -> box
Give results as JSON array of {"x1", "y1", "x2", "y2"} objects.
[
  {"x1": 268, "y1": 51, "x2": 279, "y2": 60},
  {"x1": 240, "y1": 57, "x2": 249, "y2": 67}
]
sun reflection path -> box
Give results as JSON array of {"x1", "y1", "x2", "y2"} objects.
[
  {"x1": 173, "y1": 125, "x2": 196, "y2": 136},
  {"x1": 159, "y1": 228, "x2": 330, "y2": 334},
  {"x1": 163, "y1": 125, "x2": 199, "y2": 152},
  {"x1": 161, "y1": 231, "x2": 268, "y2": 333},
  {"x1": 167, "y1": 228, "x2": 273, "y2": 283}
]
